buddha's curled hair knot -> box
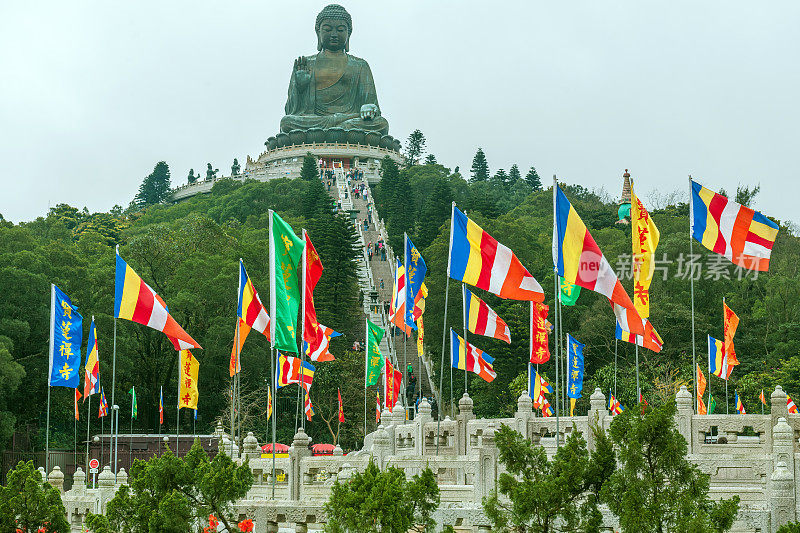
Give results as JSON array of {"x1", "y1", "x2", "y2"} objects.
[{"x1": 315, "y1": 4, "x2": 352, "y2": 35}]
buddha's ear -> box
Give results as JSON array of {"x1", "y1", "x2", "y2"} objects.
[
  {"x1": 345, "y1": 34, "x2": 350, "y2": 53},
  {"x1": 317, "y1": 32, "x2": 322, "y2": 52}
]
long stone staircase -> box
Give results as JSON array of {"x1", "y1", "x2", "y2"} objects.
[{"x1": 328, "y1": 169, "x2": 438, "y2": 406}]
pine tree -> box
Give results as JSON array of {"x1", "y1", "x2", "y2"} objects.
[
  {"x1": 300, "y1": 152, "x2": 319, "y2": 181},
  {"x1": 0, "y1": 461, "x2": 70, "y2": 533},
  {"x1": 416, "y1": 180, "x2": 453, "y2": 249},
  {"x1": 134, "y1": 161, "x2": 171, "y2": 207},
  {"x1": 508, "y1": 164, "x2": 521, "y2": 185},
  {"x1": 471, "y1": 148, "x2": 489, "y2": 182},
  {"x1": 493, "y1": 169, "x2": 508, "y2": 187},
  {"x1": 404, "y1": 129, "x2": 426, "y2": 166},
  {"x1": 424, "y1": 153, "x2": 438, "y2": 166},
  {"x1": 525, "y1": 166, "x2": 542, "y2": 191}
]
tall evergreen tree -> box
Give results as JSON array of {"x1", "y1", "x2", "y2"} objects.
[
  {"x1": 424, "y1": 153, "x2": 438, "y2": 166},
  {"x1": 508, "y1": 164, "x2": 521, "y2": 185},
  {"x1": 525, "y1": 166, "x2": 542, "y2": 191},
  {"x1": 300, "y1": 152, "x2": 319, "y2": 181},
  {"x1": 134, "y1": 161, "x2": 171, "y2": 207},
  {"x1": 471, "y1": 148, "x2": 489, "y2": 182},
  {"x1": 416, "y1": 180, "x2": 453, "y2": 249},
  {"x1": 493, "y1": 169, "x2": 508, "y2": 187},
  {"x1": 404, "y1": 129, "x2": 426, "y2": 166}
]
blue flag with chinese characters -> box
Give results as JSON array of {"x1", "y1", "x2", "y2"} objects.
[
  {"x1": 404, "y1": 235, "x2": 427, "y2": 329},
  {"x1": 49, "y1": 284, "x2": 83, "y2": 388},
  {"x1": 566, "y1": 334, "x2": 584, "y2": 400}
]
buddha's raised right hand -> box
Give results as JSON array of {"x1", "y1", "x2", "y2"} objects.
[{"x1": 293, "y1": 56, "x2": 311, "y2": 86}]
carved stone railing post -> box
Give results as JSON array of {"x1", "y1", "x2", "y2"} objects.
[
  {"x1": 48, "y1": 465, "x2": 64, "y2": 494},
  {"x1": 476, "y1": 423, "x2": 498, "y2": 504},
  {"x1": 770, "y1": 417, "x2": 796, "y2": 530},
  {"x1": 373, "y1": 425, "x2": 391, "y2": 469},
  {"x1": 243, "y1": 432, "x2": 260, "y2": 460},
  {"x1": 675, "y1": 385, "x2": 693, "y2": 452},
  {"x1": 71, "y1": 467, "x2": 86, "y2": 496},
  {"x1": 587, "y1": 388, "x2": 606, "y2": 451},
  {"x1": 457, "y1": 393, "x2": 474, "y2": 455},
  {"x1": 772, "y1": 385, "x2": 789, "y2": 427},
  {"x1": 514, "y1": 391, "x2": 533, "y2": 439},
  {"x1": 289, "y1": 429, "x2": 311, "y2": 501},
  {"x1": 416, "y1": 398, "x2": 432, "y2": 455}
]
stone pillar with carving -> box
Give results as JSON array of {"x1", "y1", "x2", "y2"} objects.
[
  {"x1": 772, "y1": 385, "x2": 789, "y2": 427},
  {"x1": 770, "y1": 417, "x2": 796, "y2": 530},
  {"x1": 457, "y1": 393, "x2": 475, "y2": 455},
  {"x1": 514, "y1": 391, "x2": 533, "y2": 439},
  {"x1": 675, "y1": 385, "x2": 693, "y2": 452},
  {"x1": 416, "y1": 398, "x2": 432, "y2": 455},
  {"x1": 243, "y1": 432, "x2": 260, "y2": 461},
  {"x1": 586, "y1": 388, "x2": 606, "y2": 451},
  {"x1": 476, "y1": 423, "x2": 499, "y2": 504},
  {"x1": 71, "y1": 467, "x2": 86, "y2": 496},
  {"x1": 48, "y1": 465, "x2": 64, "y2": 494},
  {"x1": 372, "y1": 425, "x2": 391, "y2": 470},
  {"x1": 289, "y1": 429, "x2": 311, "y2": 501}
]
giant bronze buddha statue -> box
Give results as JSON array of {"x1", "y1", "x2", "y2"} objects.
[{"x1": 279, "y1": 4, "x2": 389, "y2": 136}]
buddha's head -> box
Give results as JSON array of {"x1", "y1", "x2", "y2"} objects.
[{"x1": 316, "y1": 4, "x2": 352, "y2": 52}]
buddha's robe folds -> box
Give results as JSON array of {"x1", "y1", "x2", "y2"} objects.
[{"x1": 280, "y1": 52, "x2": 389, "y2": 135}]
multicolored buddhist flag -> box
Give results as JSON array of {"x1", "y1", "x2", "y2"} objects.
[
  {"x1": 389, "y1": 260, "x2": 412, "y2": 336},
  {"x1": 448, "y1": 204, "x2": 544, "y2": 301},
  {"x1": 690, "y1": 179, "x2": 780, "y2": 271},
  {"x1": 723, "y1": 302, "x2": 739, "y2": 367},
  {"x1": 238, "y1": 260, "x2": 271, "y2": 338},
  {"x1": 49, "y1": 284, "x2": 83, "y2": 388},
  {"x1": 178, "y1": 350, "x2": 199, "y2": 410},
  {"x1": 405, "y1": 235, "x2": 427, "y2": 329},
  {"x1": 615, "y1": 318, "x2": 663, "y2": 353},
  {"x1": 760, "y1": 390, "x2": 767, "y2": 406},
  {"x1": 365, "y1": 319, "x2": 385, "y2": 387},
  {"x1": 566, "y1": 334, "x2": 585, "y2": 402},
  {"x1": 788, "y1": 395, "x2": 798, "y2": 414},
  {"x1": 413, "y1": 283, "x2": 428, "y2": 321},
  {"x1": 303, "y1": 231, "x2": 324, "y2": 349},
  {"x1": 338, "y1": 388, "x2": 345, "y2": 423},
  {"x1": 540, "y1": 395, "x2": 553, "y2": 417},
  {"x1": 530, "y1": 371, "x2": 552, "y2": 408},
  {"x1": 559, "y1": 277, "x2": 581, "y2": 306},
  {"x1": 735, "y1": 391, "x2": 746, "y2": 414},
  {"x1": 464, "y1": 288, "x2": 511, "y2": 343},
  {"x1": 83, "y1": 317, "x2": 99, "y2": 398},
  {"x1": 708, "y1": 335, "x2": 730, "y2": 379},
  {"x1": 115, "y1": 250, "x2": 200, "y2": 350},
  {"x1": 276, "y1": 353, "x2": 315, "y2": 390},
  {"x1": 450, "y1": 329, "x2": 496, "y2": 382},
  {"x1": 630, "y1": 179, "x2": 660, "y2": 318},
  {"x1": 554, "y1": 186, "x2": 644, "y2": 335},
  {"x1": 98, "y1": 387, "x2": 108, "y2": 418},
  {"x1": 530, "y1": 302, "x2": 550, "y2": 364},
  {"x1": 608, "y1": 391, "x2": 624, "y2": 415},
  {"x1": 268, "y1": 210, "x2": 303, "y2": 352},
  {"x1": 303, "y1": 323, "x2": 341, "y2": 362},
  {"x1": 304, "y1": 389, "x2": 314, "y2": 421},
  {"x1": 74, "y1": 389, "x2": 81, "y2": 421},
  {"x1": 159, "y1": 386, "x2": 164, "y2": 425},
  {"x1": 129, "y1": 386, "x2": 137, "y2": 419},
  {"x1": 376, "y1": 391, "x2": 381, "y2": 423}
]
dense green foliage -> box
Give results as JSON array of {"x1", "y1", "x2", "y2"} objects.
[
  {"x1": 404, "y1": 129, "x2": 426, "y2": 166},
  {"x1": 300, "y1": 152, "x2": 319, "y2": 181},
  {"x1": 134, "y1": 161, "x2": 172, "y2": 207},
  {"x1": 0, "y1": 176, "x2": 365, "y2": 453},
  {"x1": 603, "y1": 401, "x2": 740, "y2": 532},
  {"x1": 484, "y1": 425, "x2": 614, "y2": 532},
  {"x1": 324, "y1": 461, "x2": 440, "y2": 533},
  {"x1": 371, "y1": 158, "x2": 798, "y2": 419},
  {"x1": 777, "y1": 523, "x2": 800, "y2": 533},
  {"x1": 0, "y1": 460, "x2": 70, "y2": 533},
  {"x1": 86, "y1": 439, "x2": 253, "y2": 532}
]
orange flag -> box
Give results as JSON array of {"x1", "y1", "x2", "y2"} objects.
[
  {"x1": 760, "y1": 389, "x2": 767, "y2": 405},
  {"x1": 229, "y1": 319, "x2": 251, "y2": 377},
  {"x1": 696, "y1": 364, "x2": 707, "y2": 415},
  {"x1": 723, "y1": 302, "x2": 739, "y2": 367},
  {"x1": 74, "y1": 388, "x2": 81, "y2": 420}
]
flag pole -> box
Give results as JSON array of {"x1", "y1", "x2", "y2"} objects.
[
  {"x1": 552, "y1": 176, "x2": 560, "y2": 449},
  {"x1": 461, "y1": 283, "x2": 468, "y2": 396},
  {"x1": 614, "y1": 338, "x2": 618, "y2": 399},
  {"x1": 271, "y1": 347, "x2": 277, "y2": 500},
  {"x1": 438, "y1": 201, "x2": 456, "y2": 455},
  {"x1": 689, "y1": 176, "x2": 698, "y2": 414},
  {"x1": 231, "y1": 318, "x2": 238, "y2": 457},
  {"x1": 110, "y1": 317, "x2": 117, "y2": 478},
  {"x1": 176, "y1": 353, "x2": 180, "y2": 458},
  {"x1": 268, "y1": 209, "x2": 277, "y2": 499},
  {"x1": 158, "y1": 387, "x2": 161, "y2": 456},
  {"x1": 85, "y1": 393, "x2": 91, "y2": 473},
  {"x1": 723, "y1": 296, "x2": 729, "y2": 415},
  {"x1": 528, "y1": 301, "x2": 533, "y2": 402},
  {"x1": 46, "y1": 283, "x2": 55, "y2": 480},
  {"x1": 635, "y1": 344, "x2": 640, "y2": 401},
  {"x1": 300, "y1": 229, "x2": 308, "y2": 431},
  {"x1": 403, "y1": 232, "x2": 409, "y2": 412},
  {"x1": 364, "y1": 316, "x2": 368, "y2": 438},
  {"x1": 129, "y1": 388, "x2": 133, "y2": 468},
  {"x1": 74, "y1": 395, "x2": 78, "y2": 476}
]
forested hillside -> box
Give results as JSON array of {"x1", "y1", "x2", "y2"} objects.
[{"x1": 1, "y1": 159, "x2": 799, "y2": 456}]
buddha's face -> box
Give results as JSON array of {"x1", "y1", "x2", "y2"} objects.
[{"x1": 318, "y1": 18, "x2": 349, "y2": 52}]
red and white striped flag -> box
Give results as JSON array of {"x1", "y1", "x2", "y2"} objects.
[{"x1": 463, "y1": 288, "x2": 511, "y2": 343}]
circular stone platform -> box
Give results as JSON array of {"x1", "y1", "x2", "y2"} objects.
[{"x1": 170, "y1": 142, "x2": 404, "y2": 202}]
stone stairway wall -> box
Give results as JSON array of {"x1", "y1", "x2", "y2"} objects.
[{"x1": 328, "y1": 170, "x2": 438, "y2": 405}]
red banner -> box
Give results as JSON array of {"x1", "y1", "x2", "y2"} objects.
[
  {"x1": 385, "y1": 360, "x2": 403, "y2": 409},
  {"x1": 303, "y1": 232, "x2": 324, "y2": 348},
  {"x1": 530, "y1": 302, "x2": 550, "y2": 364}
]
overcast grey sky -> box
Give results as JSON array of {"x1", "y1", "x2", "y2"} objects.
[{"x1": 1, "y1": 1, "x2": 798, "y2": 224}]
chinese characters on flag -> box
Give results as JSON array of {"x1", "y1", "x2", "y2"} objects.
[
  {"x1": 178, "y1": 350, "x2": 200, "y2": 410},
  {"x1": 630, "y1": 177, "x2": 660, "y2": 318},
  {"x1": 530, "y1": 302, "x2": 550, "y2": 364}
]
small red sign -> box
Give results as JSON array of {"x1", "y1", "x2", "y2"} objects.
[{"x1": 89, "y1": 458, "x2": 99, "y2": 469}]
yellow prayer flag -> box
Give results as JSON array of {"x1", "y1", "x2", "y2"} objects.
[
  {"x1": 416, "y1": 316, "x2": 424, "y2": 357},
  {"x1": 178, "y1": 350, "x2": 200, "y2": 410},
  {"x1": 631, "y1": 179, "x2": 660, "y2": 318}
]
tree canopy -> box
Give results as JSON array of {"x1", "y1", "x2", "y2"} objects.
[{"x1": 0, "y1": 460, "x2": 70, "y2": 533}]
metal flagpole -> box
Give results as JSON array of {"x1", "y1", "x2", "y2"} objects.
[
  {"x1": 100, "y1": 414, "x2": 104, "y2": 467},
  {"x1": 300, "y1": 230, "x2": 308, "y2": 431},
  {"x1": 158, "y1": 387, "x2": 161, "y2": 456},
  {"x1": 462, "y1": 283, "x2": 468, "y2": 396},
  {"x1": 271, "y1": 347, "x2": 277, "y2": 499},
  {"x1": 46, "y1": 284, "x2": 55, "y2": 479},
  {"x1": 129, "y1": 395, "x2": 133, "y2": 468},
  {"x1": 559, "y1": 288, "x2": 565, "y2": 414},
  {"x1": 635, "y1": 344, "x2": 640, "y2": 401},
  {"x1": 528, "y1": 301, "x2": 533, "y2": 405},
  {"x1": 231, "y1": 314, "x2": 238, "y2": 457},
  {"x1": 689, "y1": 176, "x2": 698, "y2": 414},
  {"x1": 403, "y1": 232, "x2": 409, "y2": 412},
  {"x1": 723, "y1": 296, "x2": 729, "y2": 415},
  {"x1": 552, "y1": 176, "x2": 560, "y2": 449},
  {"x1": 74, "y1": 401, "x2": 77, "y2": 474},
  {"x1": 85, "y1": 394, "x2": 91, "y2": 472},
  {"x1": 436, "y1": 276, "x2": 451, "y2": 456},
  {"x1": 110, "y1": 317, "x2": 117, "y2": 477},
  {"x1": 614, "y1": 339, "x2": 618, "y2": 399},
  {"x1": 237, "y1": 372, "x2": 242, "y2": 449},
  {"x1": 176, "y1": 352, "x2": 180, "y2": 457},
  {"x1": 113, "y1": 405, "x2": 119, "y2": 478}
]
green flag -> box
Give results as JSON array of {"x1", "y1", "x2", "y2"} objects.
[
  {"x1": 269, "y1": 210, "x2": 303, "y2": 352},
  {"x1": 559, "y1": 276, "x2": 581, "y2": 306},
  {"x1": 129, "y1": 386, "x2": 137, "y2": 419},
  {"x1": 708, "y1": 393, "x2": 716, "y2": 415},
  {"x1": 365, "y1": 319, "x2": 385, "y2": 387}
]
